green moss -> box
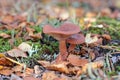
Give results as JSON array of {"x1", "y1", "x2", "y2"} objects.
[
  {"x1": 85, "y1": 17, "x2": 120, "y2": 40},
  {"x1": 31, "y1": 25, "x2": 43, "y2": 33},
  {"x1": 107, "y1": 71, "x2": 117, "y2": 76},
  {"x1": 0, "y1": 39, "x2": 11, "y2": 52}
]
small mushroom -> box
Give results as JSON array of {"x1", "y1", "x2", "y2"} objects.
[
  {"x1": 43, "y1": 22, "x2": 80, "y2": 62},
  {"x1": 67, "y1": 33, "x2": 85, "y2": 52}
]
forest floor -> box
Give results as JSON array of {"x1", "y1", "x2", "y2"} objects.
[{"x1": 0, "y1": 0, "x2": 120, "y2": 80}]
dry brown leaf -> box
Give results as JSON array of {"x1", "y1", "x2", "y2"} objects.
[
  {"x1": 38, "y1": 60, "x2": 51, "y2": 68},
  {"x1": 14, "y1": 71, "x2": 23, "y2": 77},
  {"x1": 35, "y1": 16, "x2": 46, "y2": 26},
  {"x1": 83, "y1": 60, "x2": 104, "y2": 72},
  {"x1": 68, "y1": 66, "x2": 81, "y2": 75},
  {"x1": 12, "y1": 67, "x2": 33, "y2": 77},
  {"x1": 23, "y1": 76, "x2": 40, "y2": 80},
  {"x1": 30, "y1": 33, "x2": 42, "y2": 40},
  {"x1": 42, "y1": 71, "x2": 58, "y2": 80},
  {"x1": 19, "y1": 22, "x2": 34, "y2": 28},
  {"x1": 7, "y1": 48, "x2": 27, "y2": 57},
  {"x1": 102, "y1": 34, "x2": 111, "y2": 40},
  {"x1": 12, "y1": 65, "x2": 23, "y2": 72},
  {"x1": 26, "y1": 27, "x2": 35, "y2": 36},
  {"x1": 75, "y1": 8, "x2": 84, "y2": 17},
  {"x1": 0, "y1": 53, "x2": 14, "y2": 66},
  {"x1": 18, "y1": 22, "x2": 27, "y2": 28},
  {"x1": 18, "y1": 42, "x2": 32, "y2": 52},
  {"x1": 54, "y1": 78, "x2": 66, "y2": 80},
  {"x1": 77, "y1": 60, "x2": 104, "y2": 76},
  {"x1": 0, "y1": 53, "x2": 24, "y2": 67},
  {"x1": 67, "y1": 54, "x2": 88, "y2": 66},
  {"x1": 0, "y1": 66, "x2": 3, "y2": 70},
  {"x1": 14, "y1": 15, "x2": 26, "y2": 22},
  {"x1": 101, "y1": 8, "x2": 111, "y2": 16},
  {"x1": 46, "y1": 62, "x2": 69, "y2": 74},
  {"x1": 34, "y1": 65, "x2": 43, "y2": 76},
  {"x1": 1, "y1": 14, "x2": 14, "y2": 24},
  {"x1": 0, "y1": 57, "x2": 13, "y2": 66},
  {"x1": 89, "y1": 52, "x2": 96, "y2": 60},
  {"x1": 0, "y1": 33, "x2": 10, "y2": 38},
  {"x1": 23, "y1": 68, "x2": 34, "y2": 77},
  {"x1": 86, "y1": 12, "x2": 97, "y2": 18},
  {"x1": 0, "y1": 67, "x2": 13, "y2": 75},
  {"x1": 60, "y1": 74, "x2": 80, "y2": 80}
]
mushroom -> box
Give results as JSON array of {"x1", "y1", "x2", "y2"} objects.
[
  {"x1": 43, "y1": 22, "x2": 80, "y2": 62},
  {"x1": 67, "y1": 33, "x2": 85, "y2": 52}
]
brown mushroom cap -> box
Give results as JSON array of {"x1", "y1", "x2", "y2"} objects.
[
  {"x1": 67, "y1": 33, "x2": 85, "y2": 44},
  {"x1": 43, "y1": 22, "x2": 80, "y2": 40}
]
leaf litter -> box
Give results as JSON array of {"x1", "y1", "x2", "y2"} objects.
[{"x1": 0, "y1": 0, "x2": 120, "y2": 80}]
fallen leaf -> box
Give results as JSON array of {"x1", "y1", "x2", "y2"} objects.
[
  {"x1": 46, "y1": 62, "x2": 69, "y2": 74},
  {"x1": 14, "y1": 15, "x2": 26, "y2": 23},
  {"x1": 35, "y1": 16, "x2": 46, "y2": 26},
  {"x1": 15, "y1": 71, "x2": 24, "y2": 78},
  {"x1": 77, "y1": 60, "x2": 104, "y2": 76},
  {"x1": 54, "y1": 78, "x2": 66, "y2": 80},
  {"x1": 0, "y1": 57, "x2": 13, "y2": 66},
  {"x1": 85, "y1": 33, "x2": 98, "y2": 44},
  {"x1": 23, "y1": 76, "x2": 40, "y2": 80},
  {"x1": 0, "y1": 66, "x2": 3, "y2": 70},
  {"x1": 26, "y1": 27, "x2": 35, "y2": 36},
  {"x1": 0, "y1": 67, "x2": 13, "y2": 75},
  {"x1": 7, "y1": 48, "x2": 27, "y2": 57},
  {"x1": 101, "y1": 8, "x2": 111, "y2": 16},
  {"x1": 0, "y1": 53, "x2": 14, "y2": 66},
  {"x1": 12, "y1": 65, "x2": 23, "y2": 72},
  {"x1": 30, "y1": 33, "x2": 42, "y2": 40},
  {"x1": 34, "y1": 65, "x2": 43, "y2": 77},
  {"x1": 102, "y1": 34, "x2": 111, "y2": 40},
  {"x1": 86, "y1": 12, "x2": 97, "y2": 18},
  {"x1": 75, "y1": 8, "x2": 84, "y2": 17},
  {"x1": 5, "y1": 56, "x2": 24, "y2": 66},
  {"x1": 23, "y1": 68, "x2": 34, "y2": 77},
  {"x1": 68, "y1": 66, "x2": 81, "y2": 75},
  {"x1": 0, "y1": 53, "x2": 6, "y2": 57},
  {"x1": 12, "y1": 67, "x2": 33, "y2": 77},
  {"x1": 42, "y1": 71, "x2": 58, "y2": 80},
  {"x1": 0, "y1": 33, "x2": 10, "y2": 38},
  {"x1": 67, "y1": 54, "x2": 88, "y2": 66},
  {"x1": 18, "y1": 42, "x2": 32, "y2": 52},
  {"x1": 89, "y1": 52, "x2": 96, "y2": 60},
  {"x1": 60, "y1": 74, "x2": 80, "y2": 80},
  {"x1": 18, "y1": 22, "x2": 27, "y2": 28},
  {"x1": 38, "y1": 60, "x2": 51, "y2": 67},
  {"x1": 1, "y1": 14, "x2": 14, "y2": 24}
]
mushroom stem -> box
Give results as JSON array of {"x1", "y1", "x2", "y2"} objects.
[
  {"x1": 68, "y1": 44, "x2": 76, "y2": 52},
  {"x1": 56, "y1": 40, "x2": 68, "y2": 61},
  {"x1": 59, "y1": 40, "x2": 67, "y2": 54}
]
